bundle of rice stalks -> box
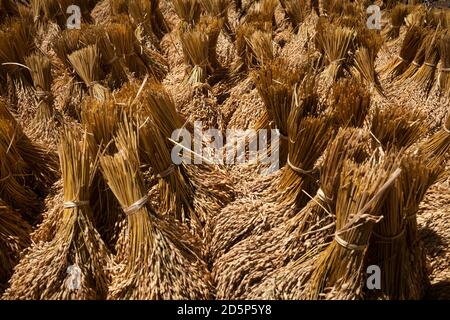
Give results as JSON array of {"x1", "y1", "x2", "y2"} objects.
[
  {"x1": 106, "y1": 22, "x2": 149, "y2": 78},
  {"x1": 438, "y1": 30, "x2": 450, "y2": 96},
  {"x1": 381, "y1": 25, "x2": 424, "y2": 79},
  {"x1": 138, "y1": 119, "x2": 199, "y2": 229},
  {"x1": 52, "y1": 28, "x2": 84, "y2": 69},
  {"x1": 142, "y1": 82, "x2": 187, "y2": 141},
  {"x1": 370, "y1": 104, "x2": 428, "y2": 151},
  {"x1": 351, "y1": 47, "x2": 384, "y2": 97},
  {"x1": 81, "y1": 97, "x2": 124, "y2": 249},
  {"x1": 305, "y1": 155, "x2": 402, "y2": 299},
  {"x1": 180, "y1": 29, "x2": 212, "y2": 85},
  {"x1": 0, "y1": 19, "x2": 35, "y2": 85},
  {"x1": 0, "y1": 199, "x2": 31, "y2": 293},
  {"x1": 68, "y1": 45, "x2": 108, "y2": 101},
  {"x1": 3, "y1": 130, "x2": 111, "y2": 299},
  {"x1": 253, "y1": 59, "x2": 302, "y2": 162},
  {"x1": 315, "y1": 22, "x2": 355, "y2": 82},
  {"x1": 366, "y1": 152, "x2": 442, "y2": 299},
  {"x1": 172, "y1": 0, "x2": 201, "y2": 26},
  {"x1": 31, "y1": 0, "x2": 96, "y2": 26},
  {"x1": 396, "y1": 29, "x2": 429, "y2": 83},
  {"x1": 410, "y1": 29, "x2": 442, "y2": 95},
  {"x1": 233, "y1": 22, "x2": 273, "y2": 74},
  {"x1": 0, "y1": 100, "x2": 59, "y2": 194},
  {"x1": 280, "y1": 0, "x2": 309, "y2": 30},
  {"x1": 419, "y1": 114, "x2": 450, "y2": 165},
  {"x1": 197, "y1": 15, "x2": 224, "y2": 72},
  {"x1": 25, "y1": 53, "x2": 57, "y2": 133},
  {"x1": 246, "y1": 0, "x2": 278, "y2": 26},
  {"x1": 100, "y1": 122, "x2": 212, "y2": 299},
  {"x1": 200, "y1": 0, "x2": 234, "y2": 40},
  {"x1": 248, "y1": 153, "x2": 401, "y2": 299},
  {"x1": 384, "y1": 4, "x2": 410, "y2": 40},
  {"x1": 279, "y1": 111, "x2": 333, "y2": 207},
  {"x1": 209, "y1": 113, "x2": 332, "y2": 263},
  {"x1": 330, "y1": 78, "x2": 371, "y2": 128},
  {"x1": 213, "y1": 128, "x2": 370, "y2": 299}
]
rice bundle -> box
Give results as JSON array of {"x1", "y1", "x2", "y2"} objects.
[
  {"x1": 25, "y1": 53, "x2": 57, "y2": 134},
  {"x1": 279, "y1": 112, "x2": 333, "y2": 206},
  {"x1": 180, "y1": 29, "x2": 211, "y2": 85},
  {"x1": 370, "y1": 104, "x2": 428, "y2": 151},
  {"x1": 351, "y1": 47, "x2": 384, "y2": 97},
  {"x1": 410, "y1": 29, "x2": 442, "y2": 95},
  {"x1": 172, "y1": 0, "x2": 201, "y2": 25},
  {"x1": 396, "y1": 30, "x2": 429, "y2": 83},
  {"x1": 246, "y1": 0, "x2": 278, "y2": 26},
  {"x1": 280, "y1": 0, "x2": 309, "y2": 30},
  {"x1": 366, "y1": 153, "x2": 442, "y2": 300},
  {"x1": 0, "y1": 100, "x2": 59, "y2": 192},
  {"x1": 0, "y1": 105, "x2": 39, "y2": 214},
  {"x1": 381, "y1": 25, "x2": 424, "y2": 79},
  {"x1": 0, "y1": 199, "x2": 31, "y2": 293},
  {"x1": 0, "y1": 19, "x2": 34, "y2": 87},
  {"x1": 305, "y1": 155, "x2": 402, "y2": 299},
  {"x1": 419, "y1": 114, "x2": 450, "y2": 164},
  {"x1": 100, "y1": 122, "x2": 212, "y2": 299},
  {"x1": 200, "y1": 0, "x2": 234, "y2": 40},
  {"x1": 248, "y1": 153, "x2": 401, "y2": 299},
  {"x1": 53, "y1": 29, "x2": 84, "y2": 69},
  {"x1": 3, "y1": 130, "x2": 111, "y2": 299},
  {"x1": 384, "y1": 4, "x2": 410, "y2": 40},
  {"x1": 234, "y1": 24, "x2": 273, "y2": 73},
  {"x1": 315, "y1": 22, "x2": 355, "y2": 82},
  {"x1": 330, "y1": 78, "x2": 371, "y2": 128},
  {"x1": 81, "y1": 97, "x2": 124, "y2": 248},
  {"x1": 209, "y1": 113, "x2": 332, "y2": 263},
  {"x1": 138, "y1": 119, "x2": 199, "y2": 229},
  {"x1": 213, "y1": 128, "x2": 370, "y2": 299},
  {"x1": 68, "y1": 45, "x2": 108, "y2": 101},
  {"x1": 253, "y1": 59, "x2": 302, "y2": 163},
  {"x1": 439, "y1": 30, "x2": 450, "y2": 96},
  {"x1": 106, "y1": 22, "x2": 149, "y2": 78}
]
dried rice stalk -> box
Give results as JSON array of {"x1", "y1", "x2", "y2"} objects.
[
  {"x1": 381, "y1": 25, "x2": 424, "y2": 79},
  {"x1": 366, "y1": 153, "x2": 442, "y2": 299},
  {"x1": 438, "y1": 30, "x2": 450, "y2": 96},
  {"x1": 410, "y1": 29, "x2": 442, "y2": 95},
  {"x1": 101, "y1": 122, "x2": 212, "y2": 299},
  {"x1": 253, "y1": 59, "x2": 302, "y2": 162},
  {"x1": 213, "y1": 128, "x2": 370, "y2": 299},
  {"x1": 370, "y1": 104, "x2": 428, "y2": 151},
  {"x1": 0, "y1": 199, "x2": 31, "y2": 293},
  {"x1": 138, "y1": 119, "x2": 199, "y2": 229},
  {"x1": 351, "y1": 47, "x2": 384, "y2": 97},
  {"x1": 316, "y1": 23, "x2": 355, "y2": 82},
  {"x1": 3, "y1": 130, "x2": 111, "y2": 299},
  {"x1": 53, "y1": 29, "x2": 84, "y2": 68},
  {"x1": 68, "y1": 45, "x2": 109, "y2": 101},
  {"x1": 280, "y1": 0, "x2": 309, "y2": 30},
  {"x1": 200, "y1": 0, "x2": 234, "y2": 40},
  {"x1": 106, "y1": 22, "x2": 149, "y2": 78},
  {"x1": 172, "y1": 0, "x2": 201, "y2": 25},
  {"x1": 306, "y1": 155, "x2": 402, "y2": 299},
  {"x1": 25, "y1": 53, "x2": 57, "y2": 136},
  {"x1": 384, "y1": 4, "x2": 410, "y2": 40},
  {"x1": 279, "y1": 111, "x2": 333, "y2": 206},
  {"x1": 419, "y1": 114, "x2": 450, "y2": 165},
  {"x1": 396, "y1": 30, "x2": 429, "y2": 83},
  {"x1": 234, "y1": 23, "x2": 273, "y2": 73},
  {"x1": 180, "y1": 30, "x2": 210, "y2": 84},
  {"x1": 330, "y1": 78, "x2": 371, "y2": 128}
]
